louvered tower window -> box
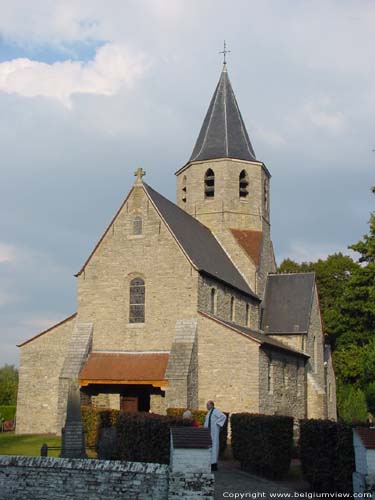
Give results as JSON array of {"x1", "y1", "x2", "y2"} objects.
[
  {"x1": 210, "y1": 288, "x2": 217, "y2": 314},
  {"x1": 129, "y1": 278, "x2": 145, "y2": 323},
  {"x1": 182, "y1": 175, "x2": 187, "y2": 203},
  {"x1": 133, "y1": 216, "x2": 142, "y2": 235},
  {"x1": 204, "y1": 169, "x2": 215, "y2": 198},
  {"x1": 239, "y1": 170, "x2": 249, "y2": 198}
]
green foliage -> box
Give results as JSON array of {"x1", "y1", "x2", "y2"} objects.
[
  {"x1": 333, "y1": 345, "x2": 365, "y2": 386},
  {"x1": 231, "y1": 413, "x2": 294, "y2": 480},
  {"x1": 0, "y1": 365, "x2": 18, "y2": 405},
  {"x1": 166, "y1": 407, "x2": 228, "y2": 453},
  {"x1": 81, "y1": 406, "x2": 119, "y2": 449},
  {"x1": 365, "y1": 381, "x2": 375, "y2": 415},
  {"x1": 116, "y1": 412, "x2": 188, "y2": 464},
  {"x1": 0, "y1": 405, "x2": 16, "y2": 421},
  {"x1": 299, "y1": 419, "x2": 355, "y2": 493},
  {"x1": 337, "y1": 385, "x2": 368, "y2": 423}
]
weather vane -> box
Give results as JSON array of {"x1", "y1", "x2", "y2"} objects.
[{"x1": 219, "y1": 40, "x2": 231, "y2": 64}]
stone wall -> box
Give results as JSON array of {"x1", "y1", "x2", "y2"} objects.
[
  {"x1": 258, "y1": 348, "x2": 306, "y2": 421},
  {"x1": 77, "y1": 184, "x2": 199, "y2": 353},
  {"x1": 16, "y1": 314, "x2": 76, "y2": 435},
  {"x1": 197, "y1": 314, "x2": 260, "y2": 413},
  {"x1": 198, "y1": 274, "x2": 259, "y2": 329},
  {"x1": 0, "y1": 456, "x2": 169, "y2": 500}
]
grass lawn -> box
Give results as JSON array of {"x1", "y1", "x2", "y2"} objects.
[{"x1": 0, "y1": 432, "x2": 61, "y2": 457}]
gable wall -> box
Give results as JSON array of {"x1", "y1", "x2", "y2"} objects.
[
  {"x1": 198, "y1": 274, "x2": 259, "y2": 329},
  {"x1": 16, "y1": 315, "x2": 76, "y2": 434},
  {"x1": 197, "y1": 315, "x2": 260, "y2": 413},
  {"x1": 77, "y1": 186, "x2": 198, "y2": 352},
  {"x1": 258, "y1": 348, "x2": 306, "y2": 420}
]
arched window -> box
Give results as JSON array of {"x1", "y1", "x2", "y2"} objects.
[
  {"x1": 204, "y1": 169, "x2": 215, "y2": 198},
  {"x1": 246, "y1": 303, "x2": 250, "y2": 327},
  {"x1": 182, "y1": 175, "x2": 187, "y2": 203},
  {"x1": 133, "y1": 216, "x2": 142, "y2": 235},
  {"x1": 230, "y1": 296, "x2": 235, "y2": 321},
  {"x1": 239, "y1": 170, "x2": 249, "y2": 198},
  {"x1": 129, "y1": 278, "x2": 145, "y2": 323},
  {"x1": 210, "y1": 288, "x2": 217, "y2": 314}
]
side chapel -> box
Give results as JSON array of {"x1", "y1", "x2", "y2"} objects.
[{"x1": 16, "y1": 62, "x2": 337, "y2": 434}]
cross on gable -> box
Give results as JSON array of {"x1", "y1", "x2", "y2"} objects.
[{"x1": 134, "y1": 167, "x2": 146, "y2": 180}]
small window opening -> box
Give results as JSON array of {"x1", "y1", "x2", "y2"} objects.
[
  {"x1": 182, "y1": 175, "x2": 187, "y2": 203},
  {"x1": 230, "y1": 296, "x2": 235, "y2": 321},
  {"x1": 204, "y1": 169, "x2": 215, "y2": 198},
  {"x1": 210, "y1": 288, "x2": 217, "y2": 314},
  {"x1": 246, "y1": 303, "x2": 250, "y2": 327},
  {"x1": 133, "y1": 216, "x2": 142, "y2": 235},
  {"x1": 267, "y1": 357, "x2": 273, "y2": 393},
  {"x1": 239, "y1": 170, "x2": 249, "y2": 198},
  {"x1": 264, "y1": 179, "x2": 269, "y2": 211}
]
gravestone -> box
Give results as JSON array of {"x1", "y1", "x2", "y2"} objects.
[{"x1": 60, "y1": 381, "x2": 87, "y2": 458}]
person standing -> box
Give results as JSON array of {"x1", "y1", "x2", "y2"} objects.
[{"x1": 204, "y1": 400, "x2": 226, "y2": 471}]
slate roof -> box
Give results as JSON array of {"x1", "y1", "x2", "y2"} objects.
[
  {"x1": 79, "y1": 352, "x2": 169, "y2": 382},
  {"x1": 189, "y1": 64, "x2": 257, "y2": 163},
  {"x1": 144, "y1": 183, "x2": 258, "y2": 299},
  {"x1": 199, "y1": 311, "x2": 309, "y2": 359},
  {"x1": 171, "y1": 427, "x2": 212, "y2": 449},
  {"x1": 261, "y1": 273, "x2": 315, "y2": 334}
]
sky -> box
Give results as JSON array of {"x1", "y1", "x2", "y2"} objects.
[{"x1": 0, "y1": 0, "x2": 374, "y2": 366}]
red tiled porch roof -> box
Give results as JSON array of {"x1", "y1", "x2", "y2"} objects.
[{"x1": 79, "y1": 352, "x2": 169, "y2": 387}]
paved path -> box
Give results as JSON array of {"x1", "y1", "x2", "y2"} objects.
[{"x1": 214, "y1": 460, "x2": 307, "y2": 499}]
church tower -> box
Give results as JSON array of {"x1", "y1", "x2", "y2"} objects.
[{"x1": 175, "y1": 63, "x2": 276, "y2": 296}]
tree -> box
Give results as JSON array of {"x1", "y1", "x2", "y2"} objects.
[
  {"x1": 0, "y1": 365, "x2": 18, "y2": 405},
  {"x1": 337, "y1": 385, "x2": 368, "y2": 423}
]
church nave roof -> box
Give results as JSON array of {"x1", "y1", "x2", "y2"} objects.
[{"x1": 144, "y1": 182, "x2": 258, "y2": 299}]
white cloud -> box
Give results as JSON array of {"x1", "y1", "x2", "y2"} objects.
[
  {"x1": 303, "y1": 102, "x2": 346, "y2": 134},
  {"x1": 0, "y1": 43, "x2": 151, "y2": 107},
  {"x1": 0, "y1": 243, "x2": 16, "y2": 263},
  {"x1": 254, "y1": 126, "x2": 286, "y2": 148}
]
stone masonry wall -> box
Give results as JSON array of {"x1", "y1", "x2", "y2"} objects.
[
  {"x1": 16, "y1": 315, "x2": 76, "y2": 435},
  {"x1": 198, "y1": 274, "x2": 259, "y2": 329},
  {"x1": 0, "y1": 456, "x2": 168, "y2": 500},
  {"x1": 77, "y1": 184, "x2": 199, "y2": 353},
  {"x1": 197, "y1": 314, "x2": 260, "y2": 413},
  {"x1": 258, "y1": 348, "x2": 306, "y2": 421}
]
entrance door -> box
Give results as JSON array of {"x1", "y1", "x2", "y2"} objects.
[{"x1": 120, "y1": 396, "x2": 138, "y2": 412}]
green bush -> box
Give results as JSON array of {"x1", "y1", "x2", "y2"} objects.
[
  {"x1": 0, "y1": 405, "x2": 16, "y2": 421},
  {"x1": 116, "y1": 412, "x2": 189, "y2": 464},
  {"x1": 231, "y1": 413, "x2": 293, "y2": 479},
  {"x1": 166, "y1": 407, "x2": 228, "y2": 453},
  {"x1": 299, "y1": 419, "x2": 355, "y2": 493},
  {"x1": 81, "y1": 406, "x2": 119, "y2": 449},
  {"x1": 338, "y1": 385, "x2": 368, "y2": 423}
]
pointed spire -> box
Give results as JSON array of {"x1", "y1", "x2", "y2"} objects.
[{"x1": 189, "y1": 66, "x2": 256, "y2": 163}]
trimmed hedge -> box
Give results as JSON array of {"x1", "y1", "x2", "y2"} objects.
[
  {"x1": 81, "y1": 406, "x2": 119, "y2": 449},
  {"x1": 231, "y1": 413, "x2": 294, "y2": 479},
  {"x1": 166, "y1": 407, "x2": 229, "y2": 453},
  {"x1": 299, "y1": 419, "x2": 355, "y2": 493},
  {"x1": 116, "y1": 412, "x2": 190, "y2": 464},
  {"x1": 0, "y1": 405, "x2": 16, "y2": 421}
]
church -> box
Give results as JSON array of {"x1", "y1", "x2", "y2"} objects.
[{"x1": 16, "y1": 62, "x2": 337, "y2": 435}]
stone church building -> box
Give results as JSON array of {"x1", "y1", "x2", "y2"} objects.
[{"x1": 16, "y1": 63, "x2": 337, "y2": 435}]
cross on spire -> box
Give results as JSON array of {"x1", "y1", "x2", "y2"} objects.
[{"x1": 219, "y1": 40, "x2": 231, "y2": 65}]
